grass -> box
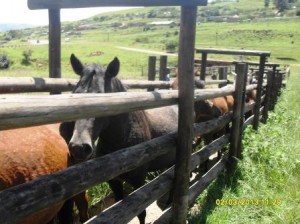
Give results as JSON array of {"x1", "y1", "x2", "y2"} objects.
[{"x1": 188, "y1": 65, "x2": 300, "y2": 223}]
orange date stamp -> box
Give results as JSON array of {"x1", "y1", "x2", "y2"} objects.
[{"x1": 215, "y1": 198, "x2": 282, "y2": 206}]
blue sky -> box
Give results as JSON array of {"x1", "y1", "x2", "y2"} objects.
[{"x1": 0, "y1": 0, "x2": 134, "y2": 25}]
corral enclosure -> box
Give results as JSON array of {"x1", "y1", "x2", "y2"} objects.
[{"x1": 0, "y1": 0, "x2": 287, "y2": 223}]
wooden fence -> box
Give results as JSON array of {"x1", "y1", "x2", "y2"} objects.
[
  {"x1": 0, "y1": 77, "x2": 227, "y2": 94},
  {"x1": 0, "y1": 60, "x2": 285, "y2": 223},
  {"x1": 0, "y1": 0, "x2": 286, "y2": 223}
]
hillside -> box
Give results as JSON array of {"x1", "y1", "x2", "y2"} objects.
[{"x1": 0, "y1": 0, "x2": 299, "y2": 78}]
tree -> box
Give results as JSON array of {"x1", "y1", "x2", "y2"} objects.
[{"x1": 0, "y1": 54, "x2": 10, "y2": 69}]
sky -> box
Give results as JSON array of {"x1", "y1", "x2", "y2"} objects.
[{"x1": 0, "y1": 0, "x2": 134, "y2": 25}]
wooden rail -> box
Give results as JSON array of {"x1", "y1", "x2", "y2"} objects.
[
  {"x1": 0, "y1": 87, "x2": 235, "y2": 130},
  {"x1": 28, "y1": 0, "x2": 207, "y2": 9},
  {"x1": 195, "y1": 48, "x2": 271, "y2": 57},
  {"x1": 0, "y1": 77, "x2": 228, "y2": 94}
]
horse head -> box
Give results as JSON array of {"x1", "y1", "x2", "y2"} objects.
[{"x1": 63, "y1": 54, "x2": 121, "y2": 161}]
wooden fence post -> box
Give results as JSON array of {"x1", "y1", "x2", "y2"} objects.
[
  {"x1": 159, "y1": 55, "x2": 168, "y2": 81},
  {"x1": 200, "y1": 52, "x2": 207, "y2": 81},
  {"x1": 277, "y1": 72, "x2": 283, "y2": 97},
  {"x1": 229, "y1": 63, "x2": 248, "y2": 161},
  {"x1": 172, "y1": 5, "x2": 197, "y2": 224},
  {"x1": 148, "y1": 56, "x2": 156, "y2": 91},
  {"x1": 48, "y1": 9, "x2": 61, "y2": 94},
  {"x1": 273, "y1": 70, "x2": 281, "y2": 107},
  {"x1": 261, "y1": 70, "x2": 273, "y2": 123},
  {"x1": 253, "y1": 55, "x2": 267, "y2": 130},
  {"x1": 269, "y1": 66, "x2": 277, "y2": 111},
  {"x1": 218, "y1": 67, "x2": 228, "y2": 88}
]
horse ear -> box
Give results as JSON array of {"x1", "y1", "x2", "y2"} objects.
[
  {"x1": 70, "y1": 54, "x2": 84, "y2": 76},
  {"x1": 105, "y1": 57, "x2": 120, "y2": 79}
]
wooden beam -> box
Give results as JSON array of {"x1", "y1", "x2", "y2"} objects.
[
  {"x1": 0, "y1": 88, "x2": 235, "y2": 130},
  {"x1": 229, "y1": 63, "x2": 248, "y2": 160},
  {"x1": 159, "y1": 55, "x2": 168, "y2": 81},
  {"x1": 200, "y1": 52, "x2": 207, "y2": 80},
  {"x1": 0, "y1": 77, "x2": 77, "y2": 93},
  {"x1": 0, "y1": 77, "x2": 229, "y2": 93},
  {"x1": 195, "y1": 48, "x2": 271, "y2": 57},
  {"x1": 48, "y1": 9, "x2": 61, "y2": 87},
  {"x1": 28, "y1": 0, "x2": 207, "y2": 9},
  {"x1": 253, "y1": 55, "x2": 267, "y2": 130},
  {"x1": 147, "y1": 56, "x2": 157, "y2": 91},
  {"x1": 172, "y1": 5, "x2": 197, "y2": 224}
]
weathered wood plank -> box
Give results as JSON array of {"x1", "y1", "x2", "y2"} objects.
[
  {"x1": 253, "y1": 55, "x2": 267, "y2": 130},
  {"x1": 48, "y1": 9, "x2": 61, "y2": 85},
  {"x1": 148, "y1": 56, "x2": 157, "y2": 91},
  {"x1": 0, "y1": 77, "x2": 228, "y2": 93},
  {"x1": 229, "y1": 63, "x2": 247, "y2": 160},
  {"x1": 195, "y1": 48, "x2": 271, "y2": 57},
  {"x1": 0, "y1": 88, "x2": 234, "y2": 130},
  {"x1": 28, "y1": 0, "x2": 207, "y2": 9},
  {"x1": 0, "y1": 77, "x2": 77, "y2": 93},
  {"x1": 172, "y1": 6, "x2": 197, "y2": 223}
]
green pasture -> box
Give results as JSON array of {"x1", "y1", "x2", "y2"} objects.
[
  {"x1": 188, "y1": 64, "x2": 300, "y2": 223},
  {"x1": 0, "y1": 10, "x2": 299, "y2": 79}
]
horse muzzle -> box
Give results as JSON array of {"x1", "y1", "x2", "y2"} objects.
[{"x1": 68, "y1": 143, "x2": 94, "y2": 161}]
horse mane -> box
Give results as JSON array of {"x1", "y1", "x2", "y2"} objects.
[{"x1": 111, "y1": 77, "x2": 127, "y2": 92}]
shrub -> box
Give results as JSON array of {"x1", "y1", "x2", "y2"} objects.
[
  {"x1": 0, "y1": 54, "x2": 10, "y2": 69},
  {"x1": 21, "y1": 50, "x2": 33, "y2": 65},
  {"x1": 165, "y1": 40, "x2": 178, "y2": 53}
]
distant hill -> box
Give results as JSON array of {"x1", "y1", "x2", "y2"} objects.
[{"x1": 0, "y1": 23, "x2": 39, "y2": 32}]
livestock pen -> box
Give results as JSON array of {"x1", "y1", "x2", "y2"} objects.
[{"x1": 0, "y1": 1, "x2": 285, "y2": 224}]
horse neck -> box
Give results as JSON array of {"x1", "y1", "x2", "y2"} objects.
[{"x1": 97, "y1": 110, "x2": 151, "y2": 155}]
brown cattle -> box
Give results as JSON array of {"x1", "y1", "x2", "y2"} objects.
[{"x1": 0, "y1": 124, "x2": 89, "y2": 224}]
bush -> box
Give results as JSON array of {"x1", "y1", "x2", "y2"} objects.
[
  {"x1": 0, "y1": 54, "x2": 10, "y2": 69},
  {"x1": 165, "y1": 40, "x2": 178, "y2": 53},
  {"x1": 21, "y1": 50, "x2": 32, "y2": 65}
]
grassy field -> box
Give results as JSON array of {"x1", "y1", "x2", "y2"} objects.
[
  {"x1": 0, "y1": 0, "x2": 299, "y2": 79},
  {"x1": 188, "y1": 64, "x2": 300, "y2": 223}
]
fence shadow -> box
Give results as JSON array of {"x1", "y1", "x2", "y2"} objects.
[{"x1": 188, "y1": 163, "x2": 242, "y2": 224}]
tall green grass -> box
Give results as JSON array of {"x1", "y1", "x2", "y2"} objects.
[{"x1": 188, "y1": 65, "x2": 300, "y2": 223}]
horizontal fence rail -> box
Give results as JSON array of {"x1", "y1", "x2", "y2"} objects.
[
  {"x1": 0, "y1": 77, "x2": 228, "y2": 94},
  {"x1": 0, "y1": 87, "x2": 237, "y2": 130},
  {"x1": 28, "y1": 0, "x2": 208, "y2": 9}
]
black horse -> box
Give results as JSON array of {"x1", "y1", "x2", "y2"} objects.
[{"x1": 60, "y1": 54, "x2": 178, "y2": 224}]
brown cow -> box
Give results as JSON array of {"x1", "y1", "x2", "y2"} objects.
[{"x1": 0, "y1": 124, "x2": 89, "y2": 224}]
